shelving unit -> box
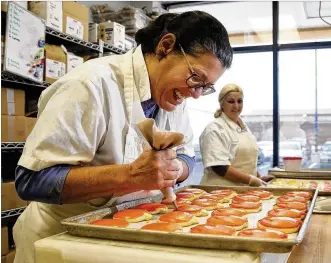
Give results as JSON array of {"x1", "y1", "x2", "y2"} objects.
[
  {"x1": 45, "y1": 27, "x2": 101, "y2": 54},
  {"x1": 1, "y1": 71, "x2": 51, "y2": 89},
  {"x1": 1, "y1": 207, "x2": 26, "y2": 225},
  {"x1": 1, "y1": 142, "x2": 25, "y2": 151}
]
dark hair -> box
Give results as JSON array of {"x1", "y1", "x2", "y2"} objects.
[{"x1": 135, "y1": 11, "x2": 233, "y2": 68}]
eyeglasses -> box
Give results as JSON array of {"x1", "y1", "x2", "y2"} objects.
[{"x1": 179, "y1": 45, "x2": 216, "y2": 96}]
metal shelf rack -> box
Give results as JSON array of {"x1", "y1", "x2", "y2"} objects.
[{"x1": 1, "y1": 71, "x2": 51, "y2": 89}]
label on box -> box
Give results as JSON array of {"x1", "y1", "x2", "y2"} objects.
[
  {"x1": 88, "y1": 23, "x2": 99, "y2": 43},
  {"x1": 67, "y1": 53, "x2": 84, "y2": 73},
  {"x1": 15, "y1": 1, "x2": 27, "y2": 9},
  {"x1": 46, "y1": 59, "x2": 65, "y2": 79},
  {"x1": 6, "y1": 89, "x2": 15, "y2": 115},
  {"x1": 6, "y1": 89, "x2": 14, "y2": 103},
  {"x1": 66, "y1": 17, "x2": 83, "y2": 39},
  {"x1": 47, "y1": 2, "x2": 62, "y2": 31}
]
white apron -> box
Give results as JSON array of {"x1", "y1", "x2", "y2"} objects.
[
  {"x1": 201, "y1": 127, "x2": 258, "y2": 186},
  {"x1": 13, "y1": 49, "x2": 161, "y2": 263}
]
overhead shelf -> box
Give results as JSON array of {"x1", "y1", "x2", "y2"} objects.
[
  {"x1": 45, "y1": 27, "x2": 101, "y2": 54},
  {"x1": 1, "y1": 71, "x2": 51, "y2": 89},
  {"x1": 1, "y1": 142, "x2": 25, "y2": 151},
  {"x1": 1, "y1": 207, "x2": 26, "y2": 225},
  {"x1": 45, "y1": 27, "x2": 125, "y2": 55},
  {"x1": 103, "y1": 43, "x2": 126, "y2": 54}
]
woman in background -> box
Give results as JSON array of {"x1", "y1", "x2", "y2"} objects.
[{"x1": 200, "y1": 84, "x2": 274, "y2": 186}]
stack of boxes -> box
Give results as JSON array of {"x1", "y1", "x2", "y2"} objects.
[
  {"x1": 1, "y1": 88, "x2": 30, "y2": 261},
  {"x1": 1, "y1": 225, "x2": 16, "y2": 263},
  {"x1": 1, "y1": 88, "x2": 37, "y2": 142},
  {"x1": 1, "y1": 181, "x2": 28, "y2": 263},
  {"x1": 27, "y1": 1, "x2": 88, "y2": 83}
]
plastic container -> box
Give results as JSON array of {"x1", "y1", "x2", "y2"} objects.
[{"x1": 283, "y1": 157, "x2": 302, "y2": 171}]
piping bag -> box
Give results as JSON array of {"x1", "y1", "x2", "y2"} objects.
[{"x1": 136, "y1": 119, "x2": 185, "y2": 209}]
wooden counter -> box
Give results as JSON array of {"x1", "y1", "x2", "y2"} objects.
[{"x1": 287, "y1": 214, "x2": 331, "y2": 263}]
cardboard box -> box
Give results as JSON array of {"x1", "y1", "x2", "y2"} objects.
[
  {"x1": 88, "y1": 23, "x2": 99, "y2": 43},
  {"x1": 1, "y1": 182, "x2": 27, "y2": 211},
  {"x1": 44, "y1": 44, "x2": 66, "y2": 83},
  {"x1": 1, "y1": 88, "x2": 25, "y2": 116},
  {"x1": 1, "y1": 1, "x2": 27, "y2": 12},
  {"x1": 3, "y1": 250, "x2": 15, "y2": 263},
  {"x1": 1, "y1": 227, "x2": 9, "y2": 256},
  {"x1": 1, "y1": 116, "x2": 26, "y2": 142},
  {"x1": 25, "y1": 117, "x2": 37, "y2": 138},
  {"x1": 28, "y1": 1, "x2": 63, "y2": 32},
  {"x1": 99, "y1": 22, "x2": 125, "y2": 50},
  {"x1": 1, "y1": 36, "x2": 4, "y2": 70},
  {"x1": 63, "y1": 2, "x2": 88, "y2": 41}
]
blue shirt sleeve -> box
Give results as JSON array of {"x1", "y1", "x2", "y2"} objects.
[
  {"x1": 15, "y1": 165, "x2": 71, "y2": 204},
  {"x1": 176, "y1": 153, "x2": 195, "y2": 176}
]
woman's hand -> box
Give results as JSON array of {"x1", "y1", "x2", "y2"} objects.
[
  {"x1": 260, "y1": 175, "x2": 276, "y2": 182},
  {"x1": 248, "y1": 176, "x2": 268, "y2": 187},
  {"x1": 128, "y1": 149, "x2": 181, "y2": 190}
]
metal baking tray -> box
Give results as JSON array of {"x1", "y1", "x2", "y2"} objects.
[
  {"x1": 269, "y1": 168, "x2": 331, "y2": 179},
  {"x1": 267, "y1": 177, "x2": 331, "y2": 196},
  {"x1": 313, "y1": 196, "x2": 331, "y2": 214},
  {"x1": 61, "y1": 185, "x2": 318, "y2": 253}
]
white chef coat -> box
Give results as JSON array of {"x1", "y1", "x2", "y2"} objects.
[
  {"x1": 200, "y1": 113, "x2": 258, "y2": 186},
  {"x1": 13, "y1": 45, "x2": 194, "y2": 263}
]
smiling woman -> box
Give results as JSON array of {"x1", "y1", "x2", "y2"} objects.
[
  {"x1": 200, "y1": 84, "x2": 275, "y2": 187},
  {"x1": 135, "y1": 11, "x2": 233, "y2": 111},
  {"x1": 13, "y1": 10, "x2": 234, "y2": 263}
]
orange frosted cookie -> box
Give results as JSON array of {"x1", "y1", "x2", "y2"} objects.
[
  {"x1": 238, "y1": 228, "x2": 288, "y2": 239},
  {"x1": 141, "y1": 222, "x2": 182, "y2": 232},
  {"x1": 90, "y1": 219, "x2": 129, "y2": 228},
  {"x1": 190, "y1": 224, "x2": 236, "y2": 236}
]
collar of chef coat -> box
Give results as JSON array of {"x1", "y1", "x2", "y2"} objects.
[
  {"x1": 221, "y1": 113, "x2": 247, "y2": 133},
  {"x1": 132, "y1": 45, "x2": 152, "y2": 103}
]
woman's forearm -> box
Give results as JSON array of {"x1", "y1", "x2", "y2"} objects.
[
  {"x1": 224, "y1": 166, "x2": 252, "y2": 184},
  {"x1": 61, "y1": 164, "x2": 132, "y2": 203},
  {"x1": 211, "y1": 165, "x2": 252, "y2": 184}
]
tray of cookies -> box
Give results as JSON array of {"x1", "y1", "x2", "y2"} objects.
[
  {"x1": 269, "y1": 168, "x2": 331, "y2": 179},
  {"x1": 267, "y1": 178, "x2": 331, "y2": 196},
  {"x1": 61, "y1": 185, "x2": 318, "y2": 253}
]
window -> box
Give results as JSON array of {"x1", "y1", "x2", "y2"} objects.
[
  {"x1": 279, "y1": 2, "x2": 331, "y2": 44},
  {"x1": 187, "y1": 52, "x2": 273, "y2": 175},
  {"x1": 279, "y1": 48, "x2": 331, "y2": 168},
  {"x1": 169, "y1": 2, "x2": 272, "y2": 47}
]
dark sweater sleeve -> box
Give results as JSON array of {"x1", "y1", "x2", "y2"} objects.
[{"x1": 15, "y1": 165, "x2": 72, "y2": 204}]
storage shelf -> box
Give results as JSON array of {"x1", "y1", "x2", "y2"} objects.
[
  {"x1": 103, "y1": 43, "x2": 126, "y2": 54},
  {"x1": 1, "y1": 142, "x2": 25, "y2": 151},
  {"x1": 45, "y1": 27, "x2": 101, "y2": 53},
  {"x1": 45, "y1": 27, "x2": 125, "y2": 55},
  {"x1": 1, "y1": 207, "x2": 26, "y2": 219},
  {"x1": 1, "y1": 71, "x2": 51, "y2": 89},
  {"x1": 1, "y1": 207, "x2": 26, "y2": 225}
]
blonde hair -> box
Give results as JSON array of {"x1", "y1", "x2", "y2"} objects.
[{"x1": 214, "y1": 83, "x2": 244, "y2": 118}]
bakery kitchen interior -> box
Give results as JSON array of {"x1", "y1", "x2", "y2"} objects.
[{"x1": 1, "y1": 1, "x2": 331, "y2": 263}]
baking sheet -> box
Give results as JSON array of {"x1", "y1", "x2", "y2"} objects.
[
  {"x1": 267, "y1": 178, "x2": 331, "y2": 196},
  {"x1": 61, "y1": 185, "x2": 318, "y2": 253},
  {"x1": 269, "y1": 169, "x2": 331, "y2": 179},
  {"x1": 313, "y1": 196, "x2": 331, "y2": 214}
]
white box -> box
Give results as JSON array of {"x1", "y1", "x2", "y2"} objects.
[
  {"x1": 45, "y1": 58, "x2": 65, "y2": 81},
  {"x1": 89, "y1": 23, "x2": 99, "y2": 43},
  {"x1": 6, "y1": 1, "x2": 27, "y2": 9},
  {"x1": 99, "y1": 22, "x2": 125, "y2": 50},
  {"x1": 28, "y1": 1, "x2": 63, "y2": 31},
  {"x1": 67, "y1": 52, "x2": 84, "y2": 73},
  {"x1": 66, "y1": 17, "x2": 83, "y2": 40}
]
